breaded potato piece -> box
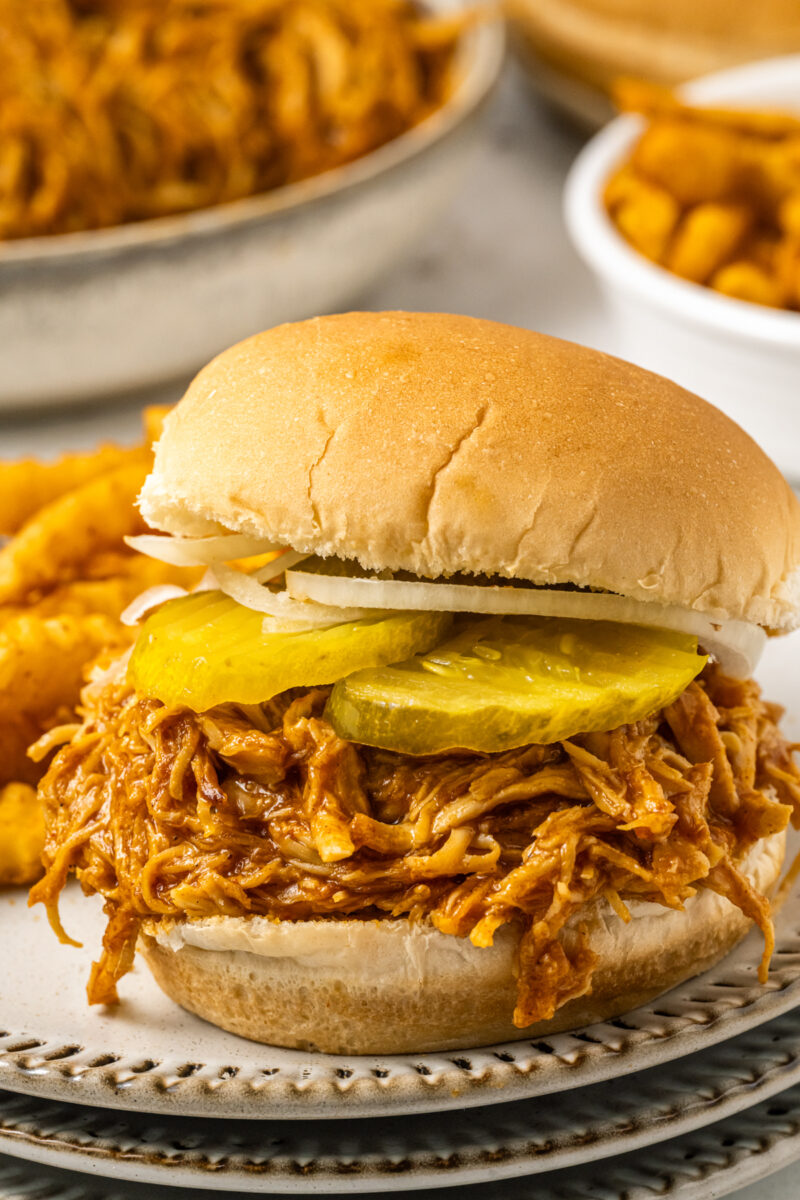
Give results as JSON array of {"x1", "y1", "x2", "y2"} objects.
[
  {"x1": 603, "y1": 165, "x2": 644, "y2": 211},
  {"x1": 666, "y1": 203, "x2": 751, "y2": 284},
  {"x1": 607, "y1": 85, "x2": 800, "y2": 312},
  {"x1": 0, "y1": 612, "x2": 129, "y2": 729},
  {"x1": 613, "y1": 179, "x2": 680, "y2": 262},
  {"x1": 0, "y1": 783, "x2": 44, "y2": 886},
  {"x1": 633, "y1": 121, "x2": 744, "y2": 208}
]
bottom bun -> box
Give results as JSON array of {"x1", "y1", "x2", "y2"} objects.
[{"x1": 140, "y1": 832, "x2": 785, "y2": 1054}]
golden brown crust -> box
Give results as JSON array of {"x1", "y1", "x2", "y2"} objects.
[
  {"x1": 139, "y1": 312, "x2": 800, "y2": 631},
  {"x1": 140, "y1": 831, "x2": 784, "y2": 1053}
]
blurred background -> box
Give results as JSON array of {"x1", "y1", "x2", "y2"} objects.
[
  {"x1": 510, "y1": 0, "x2": 800, "y2": 127},
  {"x1": 1, "y1": 0, "x2": 798, "y2": 479}
]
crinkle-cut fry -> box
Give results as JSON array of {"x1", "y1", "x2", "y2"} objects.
[
  {"x1": 711, "y1": 261, "x2": 786, "y2": 308},
  {"x1": 0, "y1": 561, "x2": 200, "y2": 624},
  {"x1": 613, "y1": 77, "x2": 800, "y2": 139},
  {"x1": 0, "y1": 458, "x2": 150, "y2": 605},
  {"x1": 0, "y1": 782, "x2": 44, "y2": 886},
  {"x1": 667, "y1": 203, "x2": 751, "y2": 284},
  {"x1": 142, "y1": 405, "x2": 173, "y2": 447},
  {"x1": 0, "y1": 443, "x2": 145, "y2": 537},
  {"x1": 79, "y1": 550, "x2": 155, "y2": 581},
  {"x1": 77, "y1": 550, "x2": 202, "y2": 589},
  {"x1": 0, "y1": 611, "x2": 129, "y2": 727}
]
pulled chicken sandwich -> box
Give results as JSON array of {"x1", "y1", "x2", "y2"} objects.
[{"x1": 31, "y1": 312, "x2": 800, "y2": 1054}]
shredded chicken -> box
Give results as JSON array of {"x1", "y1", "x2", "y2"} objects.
[{"x1": 30, "y1": 665, "x2": 800, "y2": 1026}]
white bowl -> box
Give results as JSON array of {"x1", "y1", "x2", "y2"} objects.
[
  {"x1": 564, "y1": 54, "x2": 800, "y2": 481},
  {"x1": 0, "y1": 6, "x2": 503, "y2": 411}
]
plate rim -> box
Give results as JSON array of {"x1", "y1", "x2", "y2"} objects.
[
  {"x1": 1, "y1": 1008, "x2": 800, "y2": 1192},
  {"x1": 1, "y1": 1074, "x2": 800, "y2": 1199}
]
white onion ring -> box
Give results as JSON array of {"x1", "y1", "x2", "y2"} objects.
[
  {"x1": 285, "y1": 568, "x2": 766, "y2": 678},
  {"x1": 125, "y1": 531, "x2": 282, "y2": 566}
]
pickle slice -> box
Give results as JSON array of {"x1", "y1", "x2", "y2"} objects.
[
  {"x1": 128, "y1": 591, "x2": 452, "y2": 711},
  {"x1": 325, "y1": 617, "x2": 707, "y2": 754}
]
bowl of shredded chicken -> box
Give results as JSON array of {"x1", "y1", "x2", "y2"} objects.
[{"x1": 0, "y1": 0, "x2": 502, "y2": 408}]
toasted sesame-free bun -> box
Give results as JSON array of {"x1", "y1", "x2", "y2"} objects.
[
  {"x1": 140, "y1": 312, "x2": 800, "y2": 632},
  {"x1": 508, "y1": 0, "x2": 800, "y2": 127},
  {"x1": 140, "y1": 832, "x2": 784, "y2": 1054}
]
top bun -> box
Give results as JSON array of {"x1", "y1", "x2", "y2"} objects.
[{"x1": 140, "y1": 312, "x2": 800, "y2": 631}]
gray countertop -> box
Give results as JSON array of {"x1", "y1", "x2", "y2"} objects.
[{"x1": 0, "y1": 64, "x2": 797, "y2": 1199}]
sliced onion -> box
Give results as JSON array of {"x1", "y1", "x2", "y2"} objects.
[
  {"x1": 285, "y1": 568, "x2": 766, "y2": 677},
  {"x1": 125, "y1": 531, "x2": 283, "y2": 567},
  {"x1": 120, "y1": 553, "x2": 309, "y2": 628},
  {"x1": 210, "y1": 562, "x2": 379, "y2": 628},
  {"x1": 251, "y1": 550, "x2": 309, "y2": 583},
  {"x1": 120, "y1": 585, "x2": 189, "y2": 626}
]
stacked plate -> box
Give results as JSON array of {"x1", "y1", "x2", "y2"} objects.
[{"x1": 2, "y1": 637, "x2": 800, "y2": 1199}]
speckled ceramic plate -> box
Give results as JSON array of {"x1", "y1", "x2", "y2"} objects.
[
  {"x1": 0, "y1": 1090, "x2": 798, "y2": 1200},
  {"x1": 2, "y1": 639, "x2": 799, "y2": 1123},
  {"x1": 1, "y1": 1012, "x2": 800, "y2": 1193}
]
